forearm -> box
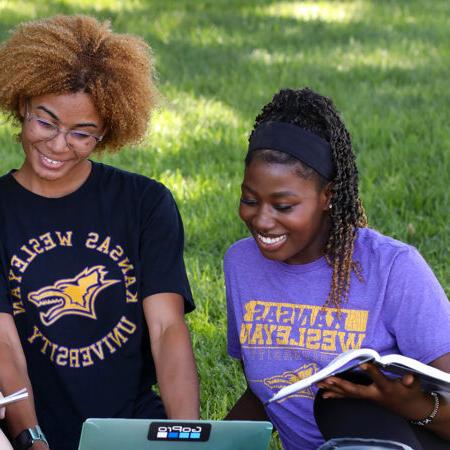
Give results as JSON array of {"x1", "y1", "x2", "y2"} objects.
[
  {"x1": 0, "y1": 342, "x2": 39, "y2": 438},
  {"x1": 153, "y1": 323, "x2": 199, "y2": 419}
]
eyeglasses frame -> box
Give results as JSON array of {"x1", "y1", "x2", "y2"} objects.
[{"x1": 24, "y1": 101, "x2": 104, "y2": 150}]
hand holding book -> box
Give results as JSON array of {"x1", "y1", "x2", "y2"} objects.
[{"x1": 266, "y1": 349, "x2": 450, "y2": 405}]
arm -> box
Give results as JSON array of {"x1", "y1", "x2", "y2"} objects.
[
  {"x1": 143, "y1": 293, "x2": 199, "y2": 419},
  {"x1": 317, "y1": 352, "x2": 450, "y2": 440},
  {"x1": 0, "y1": 313, "x2": 48, "y2": 449}
]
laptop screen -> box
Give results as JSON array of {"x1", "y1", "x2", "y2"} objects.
[{"x1": 78, "y1": 418, "x2": 273, "y2": 450}]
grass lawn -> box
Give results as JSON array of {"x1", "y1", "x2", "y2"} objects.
[{"x1": 0, "y1": 1, "x2": 449, "y2": 448}]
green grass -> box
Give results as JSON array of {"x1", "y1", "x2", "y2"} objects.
[{"x1": 0, "y1": 1, "x2": 449, "y2": 448}]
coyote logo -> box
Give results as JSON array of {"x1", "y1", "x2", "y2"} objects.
[
  {"x1": 261, "y1": 363, "x2": 319, "y2": 400},
  {"x1": 28, "y1": 266, "x2": 120, "y2": 326}
]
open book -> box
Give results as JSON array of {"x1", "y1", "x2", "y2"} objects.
[
  {"x1": 266, "y1": 348, "x2": 450, "y2": 404},
  {"x1": 0, "y1": 388, "x2": 28, "y2": 407}
]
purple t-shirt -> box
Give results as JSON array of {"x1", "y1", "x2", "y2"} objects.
[{"x1": 225, "y1": 228, "x2": 450, "y2": 450}]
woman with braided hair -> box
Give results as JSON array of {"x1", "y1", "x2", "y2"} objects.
[
  {"x1": 0, "y1": 15, "x2": 199, "y2": 450},
  {"x1": 224, "y1": 87, "x2": 450, "y2": 449}
]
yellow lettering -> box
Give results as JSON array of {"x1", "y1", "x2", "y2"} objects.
[
  {"x1": 118, "y1": 257, "x2": 134, "y2": 275},
  {"x1": 263, "y1": 324, "x2": 277, "y2": 345},
  {"x1": 97, "y1": 237, "x2": 111, "y2": 254},
  {"x1": 306, "y1": 329, "x2": 321, "y2": 350},
  {"x1": 28, "y1": 326, "x2": 43, "y2": 344},
  {"x1": 322, "y1": 330, "x2": 337, "y2": 351},
  {"x1": 55, "y1": 231, "x2": 73, "y2": 247},
  {"x1": 280, "y1": 306, "x2": 295, "y2": 324},
  {"x1": 344, "y1": 311, "x2": 368, "y2": 332},
  {"x1": 249, "y1": 324, "x2": 264, "y2": 345},
  {"x1": 79, "y1": 347, "x2": 94, "y2": 367},
  {"x1": 107, "y1": 328, "x2": 128, "y2": 347},
  {"x1": 117, "y1": 316, "x2": 137, "y2": 334},
  {"x1": 10, "y1": 287, "x2": 21, "y2": 299},
  {"x1": 13, "y1": 301, "x2": 25, "y2": 315},
  {"x1": 8, "y1": 269, "x2": 22, "y2": 283},
  {"x1": 69, "y1": 349, "x2": 80, "y2": 368},
  {"x1": 110, "y1": 245, "x2": 124, "y2": 262},
  {"x1": 125, "y1": 276, "x2": 136, "y2": 288},
  {"x1": 252, "y1": 303, "x2": 269, "y2": 322},
  {"x1": 276, "y1": 326, "x2": 291, "y2": 345},
  {"x1": 338, "y1": 332, "x2": 365, "y2": 351},
  {"x1": 101, "y1": 335, "x2": 116, "y2": 354},
  {"x1": 39, "y1": 232, "x2": 56, "y2": 251},
  {"x1": 40, "y1": 335, "x2": 51, "y2": 355},
  {"x1": 49, "y1": 343, "x2": 58, "y2": 362},
  {"x1": 297, "y1": 308, "x2": 313, "y2": 327},
  {"x1": 243, "y1": 301, "x2": 257, "y2": 322},
  {"x1": 29, "y1": 238, "x2": 44, "y2": 254},
  {"x1": 90, "y1": 342, "x2": 105, "y2": 361},
  {"x1": 20, "y1": 244, "x2": 37, "y2": 264},
  {"x1": 56, "y1": 347, "x2": 69, "y2": 366},
  {"x1": 85, "y1": 232, "x2": 99, "y2": 249},
  {"x1": 298, "y1": 327, "x2": 306, "y2": 347},
  {"x1": 10, "y1": 255, "x2": 28, "y2": 273},
  {"x1": 240, "y1": 323, "x2": 253, "y2": 345},
  {"x1": 126, "y1": 290, "x2": 138, "y2": 303}
]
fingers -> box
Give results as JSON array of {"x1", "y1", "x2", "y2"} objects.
[
  {"x1": 360, "y1": 363, "x2": 392, "y2": 390},
  {"x1": 317, "y1": 376, "x2": 374, "y2": 400},
  {"x1": 401, "y1": 373, "x2": 415, "y2": 386}
]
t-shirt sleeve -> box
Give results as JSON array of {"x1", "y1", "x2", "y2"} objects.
[
  {"x1": 0, "y1": 250, "x2": 12, "y2": 314},
  {"x1": 224, "y1": 250, "x2": 242, "y2": 359},
  {"x1": 384, "y1": 246, "x2": 450, "y2": 364},
  {"x1": 139, "y1": 185, "x2": 194, "y2": 313}
]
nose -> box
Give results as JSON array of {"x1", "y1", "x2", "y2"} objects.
[
  {"x1": 46, "y1": 131, "x2": 70, "y2": 153},
  {"x1": 252, "y1": 204, "x2": 276, "y2": 232}
]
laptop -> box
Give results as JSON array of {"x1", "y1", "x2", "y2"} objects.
[{"x1": 78, "y1": 418, "x2": 273, "y2": 450}]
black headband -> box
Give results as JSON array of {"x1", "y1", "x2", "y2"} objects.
[{"x1": 248, "y1": 121, "x2": 335, "y2": 180}]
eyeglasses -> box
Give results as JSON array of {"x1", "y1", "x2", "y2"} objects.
[{"x1": 25, "y1": 109, "x2": 103, "y2": 152}]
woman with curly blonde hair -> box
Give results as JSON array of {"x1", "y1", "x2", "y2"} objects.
[{"x1": 0, "y1": 15, "x2": 199, "y2": 450}]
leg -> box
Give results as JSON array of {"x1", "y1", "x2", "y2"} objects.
[
  {"x1": 314, "y1": 372, "x2": 449, "y2": 450},
  {"x1": 314, "y1": 391, "x2": 423, "y2": 449}
]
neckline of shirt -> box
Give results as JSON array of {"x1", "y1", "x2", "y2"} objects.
[
  {"x1": 7, "y1": 159, "x2": 99, "y2": 202},
  {"x1": 246, "y1": 238, "x2": 329, "y2": 274}
]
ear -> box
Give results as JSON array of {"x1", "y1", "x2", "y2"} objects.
[{"x1": 320, "y1": 182, "x2": 334, "y2": 211}]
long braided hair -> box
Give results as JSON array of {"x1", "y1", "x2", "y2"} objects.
[{"x1": 246, "y1": 88, "x2": 367, "y2": 309}]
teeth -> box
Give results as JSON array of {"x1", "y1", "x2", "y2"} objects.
[
  {"x1": 42, "y1": 155, "x2": 62, "y2": 165},
  {"x1": 257, "y1": 234, "x2": 286, "y2": 244}
]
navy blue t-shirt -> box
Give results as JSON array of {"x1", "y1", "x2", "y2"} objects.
[{"x1": 0, "y1": 161, "x2": 194, "y2": 450}]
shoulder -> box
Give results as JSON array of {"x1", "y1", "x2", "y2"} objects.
[
  {"x1": 355, "y1": 227, "x2": 440, "y2": 284},
  {"x1": 354, "y1": 227, "x2": 418, "y2": 262}
]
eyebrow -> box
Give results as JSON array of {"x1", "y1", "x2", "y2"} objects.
[
  {"x1": 241, "y1": 184, "x2": 298, "y2": 198},
  {"x1": 36, "y1": 105, "x2": 99, "y2": 129}
]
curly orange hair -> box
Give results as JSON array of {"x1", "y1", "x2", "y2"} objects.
[{"x1": 0, "y1": 15, "x2": 158, "y2": 151}]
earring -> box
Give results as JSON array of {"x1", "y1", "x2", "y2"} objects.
[{"x1": 328, "y1": 203, "x2": 333, "y2": 209}]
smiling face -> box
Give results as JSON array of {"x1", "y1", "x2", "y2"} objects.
[
  {"x1": 16, "y1": 92, "x2": 104, "y2": 197},
  {"x1": 239, "y1": 159, "x2": 332, "y2": 265}
]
